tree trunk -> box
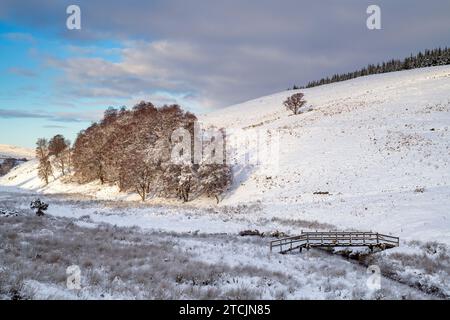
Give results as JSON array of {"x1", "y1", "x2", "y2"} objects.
[{"x1": 137, "y1": 186, "x2": 146, "y2": 202}]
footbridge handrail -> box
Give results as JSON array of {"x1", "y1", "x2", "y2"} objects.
[{"x1": 269, "y1": 231, "x2": 399, "y2": 254}]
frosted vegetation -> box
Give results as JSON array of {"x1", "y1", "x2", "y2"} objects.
[{"x1": 0, "y1": 190, "x2": 441, "y2": 300}]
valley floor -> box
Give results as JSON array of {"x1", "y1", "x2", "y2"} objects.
[{"x1": 0, "y1": 187, "x2": 448, "y2": 300}]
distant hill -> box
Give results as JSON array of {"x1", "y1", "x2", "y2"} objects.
[
  {"x1": 0, "y1": 144, "x2": 34, "y2": 176},
  {"x1": 0, "y1": 144, "x2": 34, "y2": 160}
]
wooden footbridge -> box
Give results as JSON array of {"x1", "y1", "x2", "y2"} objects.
[{"x1": 269, "y1": 231, "x2": 399, "y2": 254}]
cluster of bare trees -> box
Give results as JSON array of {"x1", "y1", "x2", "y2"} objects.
[
  {"x1": 69, "y1": 102, "x2": 232, "y2": 202},
  {"x1": 0, "y1": 158, "x2": 24, "y2": 176},
  {"x1": 35, "y1": 135, "x2": 71, "y2": 185}
]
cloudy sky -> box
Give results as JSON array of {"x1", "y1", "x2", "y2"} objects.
[{"x1": 1, "y1": 0, "x2": 450, "y2": 148}]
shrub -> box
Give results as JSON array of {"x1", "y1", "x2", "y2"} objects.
[{"x1": 283, "y1": 93, "x2": 307, "y2": 115}]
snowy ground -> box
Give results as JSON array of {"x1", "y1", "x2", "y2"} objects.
[
  {"x1": 1, "y1": 66, "x2": 450, "y2": 299},
  {"x1": 0, "y1": 187, "x2": 448, "y2": 299},
  {"x1": 0, "y1": 188, "x2": 444, "y2": 300}
]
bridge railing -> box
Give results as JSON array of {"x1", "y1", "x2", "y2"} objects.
[
  {"x1": 269, "y1": 231, "x2": 399, "y2": 253},
  {"x1": 269, "y1": 235, "x2": 307, "y2": 253},
  {"x1": 377, "y1": 233, "x2": 400, "y2": 246}
]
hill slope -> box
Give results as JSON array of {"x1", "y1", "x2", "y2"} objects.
[
  {"x1": 203, "y1": 66, "x2": 450, "y2": 243},
  {"x1": 204, "y1": 66, "x2": 450, "y2": 203},
  {"x1": 1, "y1": 66, "x2": 450, "y2": 244}
]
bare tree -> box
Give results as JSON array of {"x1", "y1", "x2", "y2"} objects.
[
  {"x1": 49, "y1": 134, "x2": 71, "y2": 175},
  {"x1": 132, "y1": 162, "x2": 153, "y2": 202},
  {"x1": 178, "y1": 164, "x2": 198, "y2": 202},
  {"x1": 72, "y1": 123, "x2": 108, "y2": 184},
  {"x1": 283, "y1": 93, "x2": 307, "y2": 115},
  {"x1": 36, "y1": 138, "x2": 53, "y2": 185},
  {"x1": 122, "y1": 151, "x2": 161, "y2": 202},
  {"x1": 198, "y1": 164, "x2": 232, "y2": 203}
]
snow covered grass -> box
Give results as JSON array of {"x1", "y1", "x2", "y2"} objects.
[
  {"x1": 0, "y1": 212, "x2": 433, "y2": 300},
  {"x1": 0, "y1": 213, "x2": 280, "y2": 300},
  {"x1": 362, "y1": 241, "x2": 450, "y2": 298},
  {"x1": 0, "y1": 190, "x2": 445, "y2": 300}
]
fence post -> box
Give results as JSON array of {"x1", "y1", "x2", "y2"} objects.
[{"x1": 376, "y1": 233, "x2": 379, "y2": 244}]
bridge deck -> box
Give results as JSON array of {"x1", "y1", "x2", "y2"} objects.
[{"x1": 269, "y1": 231, "x2": 399, "y2": 254}]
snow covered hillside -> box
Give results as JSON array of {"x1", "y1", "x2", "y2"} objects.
[
  {"x1": 202, "y1": 66, "x2": 450, "y2": 244},
  {"x1": 2, "y1": 66, "x2": 450, "y2": 245},
  {"x1": 0, "y1": 144, "x2": 34, "y2": 159},
  {"x1": 205, "y1": 66, "x2": 450, "y2": 201}
]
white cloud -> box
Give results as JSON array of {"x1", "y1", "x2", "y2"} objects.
[
  {"x1": 6, "y1": 0, "x2": 446, "y2": 111},
  {"x1": 49, "y1": 39, "x2": 355, "y2": 111}
]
